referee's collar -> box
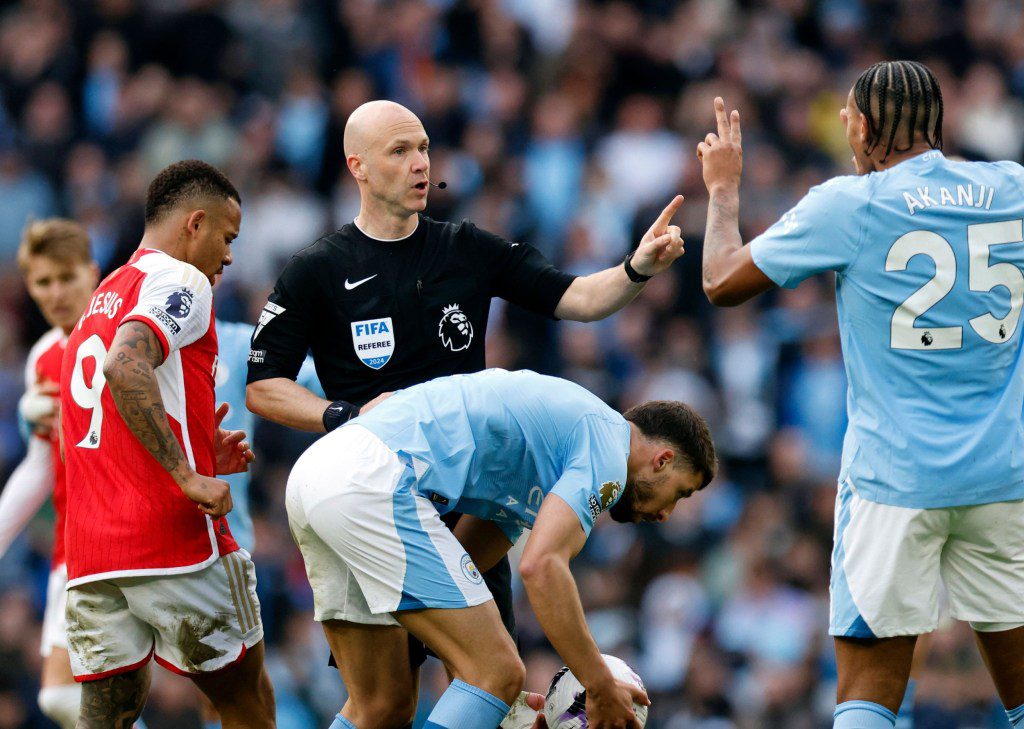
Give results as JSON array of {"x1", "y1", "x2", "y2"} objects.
[{"x1": 353, "y1": 216, "x2": 420, "y2": 242}]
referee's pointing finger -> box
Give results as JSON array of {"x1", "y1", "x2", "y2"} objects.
[{"x1": 649, "y1": 195, "x2": 684, "y2": 235}]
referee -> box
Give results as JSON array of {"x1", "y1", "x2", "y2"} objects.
[{"x1": 246, "y1": 100, "x2": 684, "y2": 729}]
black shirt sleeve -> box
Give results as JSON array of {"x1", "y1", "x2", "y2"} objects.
[
  {"x1": 246, "y1": 252, "x2": 318, "y2": 385},
  {"x1": 467, "y1": 223, "x2": 576, "y2": 318}
]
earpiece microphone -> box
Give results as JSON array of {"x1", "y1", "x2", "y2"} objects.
[{"x1": 429, "y1": 181, "x2": 448, "y2": 190}]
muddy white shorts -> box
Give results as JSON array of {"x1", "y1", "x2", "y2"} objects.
[
  {"x1": 66, "y1": 550, "x2": 263, "y2": 681},
  {"x1": 286, "y1": 424, "x2": 492, "y2": 626},
  {"x1": 40, "y1": 563, "x2": 69, "y2": 656},
  {"x1": 830, "y1": 480, "x2": 1024, "y2": 638}
]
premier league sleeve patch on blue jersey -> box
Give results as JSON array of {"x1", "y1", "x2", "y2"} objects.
[{"x1": 351, "y1": 317, "x2": 395, "y2": 369}]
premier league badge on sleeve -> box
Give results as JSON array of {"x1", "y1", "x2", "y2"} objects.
[
  {"x1": 164, "y1": 288, "x2": 193, "y2": 318},
  {"x1": 351, "y1": 317, "x2": 395, "y2": 369}
]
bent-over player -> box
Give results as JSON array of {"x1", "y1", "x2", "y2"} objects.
[{"x1": 285, "y1": 368, "x2": 716, "y2": 729}]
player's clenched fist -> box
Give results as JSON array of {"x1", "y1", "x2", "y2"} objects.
[
  {"x1": 697, "y1": 97, "x2": 743, "y2": 194},
  {"x1": 180, "y1": 472, "x2": 233, "y2": 517}
]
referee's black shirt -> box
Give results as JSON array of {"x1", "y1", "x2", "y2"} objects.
[{"x1": 246, "y1": 214, "x2": 576, "y2": 401}]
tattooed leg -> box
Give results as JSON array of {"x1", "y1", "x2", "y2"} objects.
[{"x1": 76, "y1": 665, "x2": 150, "y2": 729}]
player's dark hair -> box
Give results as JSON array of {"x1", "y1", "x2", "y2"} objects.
[
  {"x1": 144, "y1": 159, "x2": 240, "y2": 225},
  {"x1": 623, "y1": 401, "x2": 718, "y2": 489},
  {"x1": 853, "y1": 60, "x2": 943, "y2": 161}
]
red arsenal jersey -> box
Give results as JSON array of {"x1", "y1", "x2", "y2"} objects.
[
  {"x1": 25, "y1": 328, "x2": 67, "y2": 566},
  {"x1": 60, "y1": 249, "x2": 237, "y2": 586}
]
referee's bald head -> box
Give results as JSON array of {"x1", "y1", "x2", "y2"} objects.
[{"x1": 344, "y1": 100, "x2": 424, "y2": 158}]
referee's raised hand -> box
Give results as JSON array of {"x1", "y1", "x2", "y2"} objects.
[{"x1": 630, "y1": 194, "x2": 685, "y2": 278}]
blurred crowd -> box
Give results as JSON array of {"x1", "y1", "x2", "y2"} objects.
[{"x1": 1, "y1": 0, "x2": 1022, "y2": 726}]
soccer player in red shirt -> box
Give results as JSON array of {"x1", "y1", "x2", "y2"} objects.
[
  {"x1": 0, "y1": 219, "x2": 99, "y2": 728},
  {"x1": 60, "y1": 160, "x2": 275, "y2": 728}
]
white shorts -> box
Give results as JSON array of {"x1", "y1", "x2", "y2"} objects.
[
  {"x1": 830, "y1": 480, "x2": 1024, "y2": 638},
  {"x1": 40, "y1": 563, "x2": 69, "y2": 656},
  {"x1": 66, "y1": 550, "x2": 263, "y2": 681},
  {"x1": 286, "y1": 424, "x2": 492, "y2": 626}
]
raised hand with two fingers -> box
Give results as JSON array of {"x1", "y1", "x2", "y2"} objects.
[{"x1": 697, "y1": 97, "x2": 743, "y2": 194}]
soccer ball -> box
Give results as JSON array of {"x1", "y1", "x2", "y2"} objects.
[{"x1": 544, "y1": 655, "x2": 648, "y2": 729}]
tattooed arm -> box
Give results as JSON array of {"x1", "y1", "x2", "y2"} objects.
[
  {"x1": 697, "y1": 97, "x2": 774, "y2": 306},
  {"x1": 102, "y1": 321, "x2": 232, "y2": 517}
]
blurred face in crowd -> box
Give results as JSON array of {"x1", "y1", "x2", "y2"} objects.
[
  {"x1": 345, "y1": 101, "x2": 432, "y2": 218},
  {"x1": 22, "y1": 255, "x2": 99, "y2": 333},
  {"x1": 612, "y1": 455, "x2": 705, "y2": 524},
  {"x1": 841, "y1": 88, "x2": 874, "y2": 175},
  {"x1": 181, "y1": 197, "x2": 241, "y2": 284}
]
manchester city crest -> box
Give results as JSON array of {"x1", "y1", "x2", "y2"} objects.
[{"x1": 438, "y1": 304, "x2": 473, "y2": 352}]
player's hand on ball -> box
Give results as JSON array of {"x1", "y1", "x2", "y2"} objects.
[
  {"x1": 214, "y1": 402, "x2": 255, "y2": 475},
  {"x1": 630, "y1": 194, "x2": 685, "y2": 278},
  {"x1": 526, "y1": 692, "x2": 547, "y2": 729},
  {"x1": 587, "y1": 678, "x2": 649, "y2": 729},
  {"x1": 181, "y1": 472, "x2": 233, "y2": 517},
  {"x1": 697, "y1": 97, "x2": 743, "y2": 194}
]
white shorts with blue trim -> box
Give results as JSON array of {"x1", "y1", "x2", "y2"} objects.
[
  {"x1": 830, "y1": 479, "x2": 1024, "y2": 638},
  {"x1": 285, "y1": 424, "x2": 493, "y2": 625}
]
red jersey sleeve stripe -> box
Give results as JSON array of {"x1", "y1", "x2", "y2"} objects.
[{"x1": 120, "y1": 314, "x2": 171, "y2": 362}]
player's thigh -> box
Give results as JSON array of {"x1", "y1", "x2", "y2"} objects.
[
  {"x1": 393, "y1": 597, "x2": 520, "y2": 683},
  {"x1": 77, "y1": 664, "x2": 152, "y2": 729},
  {"x1": 323, "y1": 619, "x2": 419, "y2": 718},
  {"x1": 188, "y1": 638, "x2": 274, "y2": 724},
  {"x1": 830, "y1": 480, "x2": 950, "y2": 639},
  {"x1": 65, "y1": 581, "x2": 154, "y2": 682},
  {"x1": 387, "y1": 489, "x2": 521, "y2": 695},
  {"x1": 120, "y1": 551, "x2": 264, "y2": 677}
]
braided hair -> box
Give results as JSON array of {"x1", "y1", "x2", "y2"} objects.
[{"x1": 853, "y1": 61, "x2": 944, "y2": 161}]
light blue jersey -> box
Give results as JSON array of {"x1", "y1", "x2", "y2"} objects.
[
  {"x1": 351, "y1": 369, "x2": 631, "y2": 542},
  {"x1": 215, "y1": 319, "x2": 321, "y2": 551},
  {"x1": 750, "y1": 150, "x2": 1024, "y2": 508}
]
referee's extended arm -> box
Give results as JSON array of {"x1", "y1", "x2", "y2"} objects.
[
  {"x1": 554, "y1": 195, "x2": 685, "y2": 321},
  {"x1": 246, "y1": 378, "x2": 331, "y2": 433}
]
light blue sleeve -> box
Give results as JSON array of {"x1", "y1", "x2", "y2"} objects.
[
  {"x1": 748, "y1": 179, "x2": 864, "y2": 289},
  {"x1": 549, "y1": 416, "x2": 630, "y2": 536},
  {"x1": 295, "y1": 356, "x2": 324, "y2": 398}
]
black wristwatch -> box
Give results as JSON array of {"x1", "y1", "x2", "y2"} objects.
[{"x1": 623, "y1": 252, "x2": 652, "y2": 283}]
